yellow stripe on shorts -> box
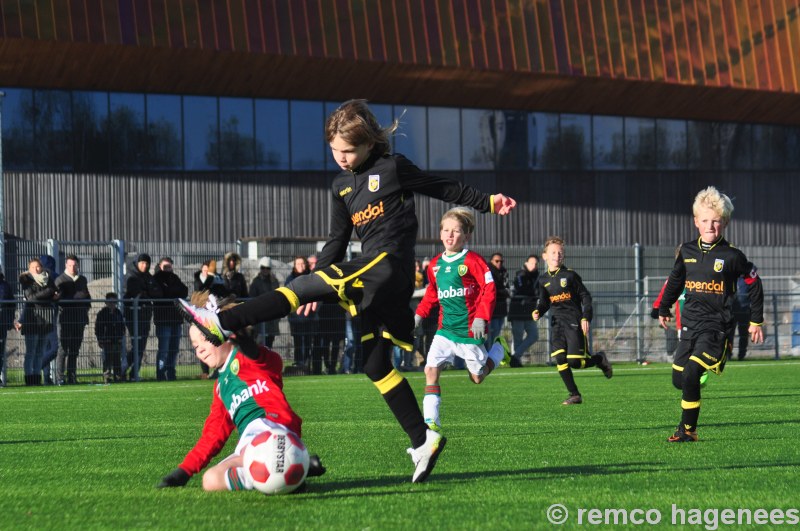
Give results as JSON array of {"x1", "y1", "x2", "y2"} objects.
[
  {"x1": 382, "y1": 330, "x2": 414, "y2": 352},
  {"x1": 276, "y1": 287, "x2": 300, "y2": 312}
]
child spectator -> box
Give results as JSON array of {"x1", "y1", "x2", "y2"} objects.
[
  {"x1": 414, "y1": 207, "x2": 510, "y2": 431},
  {"x1": 533, "y1": 237, "x2": 612, "y2": 405},
  {"x1": 95, "y1": 292, "x2": 126, "y2": 383}
]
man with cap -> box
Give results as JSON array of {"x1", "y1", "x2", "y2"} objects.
[
  {"x1": 123, "y1": 253, "x2": 164, "y2": 381},
  {"x1": 249, "y1": 257, "x2": 280, "y2": 348}
]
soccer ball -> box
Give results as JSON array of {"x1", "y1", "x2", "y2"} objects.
[{"x1": 242, "y1": 427, "x2": 310, "y2": 495}]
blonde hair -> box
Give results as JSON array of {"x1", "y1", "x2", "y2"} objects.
[
  {"x1": 325, "y1": 99, "x2": 398, "y2": 156},
  {"x1": 542, "y1": 236, "x2": 565, "y2": 254},
  {"x1": 693, "y1": 186, "x2": 733, "y2": 223},
  {"x1": 440, "y1": 207, "x2": 475, "y2": 235}
]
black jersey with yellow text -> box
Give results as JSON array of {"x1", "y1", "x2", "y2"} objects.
[
  {"x1": 317, "y1": 152, "x2": 493, "y2": 268},
  {"x1": 535, "y1": 268, "x2": 593, "y2": 324},
  {"x1": 658, "y1": 237, "x2": 763, "y2": 336}
]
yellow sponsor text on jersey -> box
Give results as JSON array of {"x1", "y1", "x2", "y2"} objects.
[
  {"x1": 550, "y1": 291, "x2": 573, "y2": 303},
  {"x1": 351, "y1": 201, "x2": 385, "y2": 226},
  {"x1": 339, "y1": 186, "x2": 352, "y2": 197},
  {"x1": 685, "y1": 279, "x2": 724, "y2": 294}
]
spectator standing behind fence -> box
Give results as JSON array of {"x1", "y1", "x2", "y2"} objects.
[
  {"x1": 0, "y1": 266, "x2": 15, "y2": 387},
  {"x1": 508, "y1": 255, "x2": 540, "y2": 367},
  {"x1": 285, "y1": 256, "x2": 317, "y2": 371},
  {"x1": 487, "y1": 253, "x2": 510, "y2": 348},
  {"x1": 153, "y1": 257, "x2": 189, "y2": 381},
  {"x1": 124, "y1": 253, "x2": 163, "y2": 382},
  {"x1": 222, "y1": 252, "x2": 248, "y2": 298},
  {"x1": 249, "y1": 257, "x2": 280, "y2": 348},
  {"x1": 193, "y1": 259, "x2": 225, "y2": 378},
  {"x1": 95, "y1": 292, "x2": 126, "y2": 383},
  {"x1": 55, "y1": 254, "x2": 91, "y2": 385},
  {"x1": 38, "y1": 254, "x2": 60, "y2": 385},
  {"x1": 19, "y1": 258, "x2": 60, "y2": 386}
]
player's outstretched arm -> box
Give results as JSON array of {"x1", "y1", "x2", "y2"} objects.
[
  {"x1": 157, "y1": 468, "x2": 191, "y2": 488},
  {"x1": 492, "y1": 194, "x2": 516, "y2": 216}
]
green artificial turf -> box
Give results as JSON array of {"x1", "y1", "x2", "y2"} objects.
[{"x1": 2, "y1": 360, "x2": 799, "y2": 530}]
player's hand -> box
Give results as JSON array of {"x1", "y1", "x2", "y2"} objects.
[
  {"x1": 471, "y1": 318, "x2": 487, "y2": 340},
  {"x1": 157, "y1": 468, "x2": 190, "y2": 488},
  {"x1": 298, "y1": 301, "x2": 318, "y2": 316},
  {"x1": 650, "y1": 308, "x2": 660, "y2": 320},
  {"x1": 492, "y1": 194, "x2": 517, "y2": 216},
  {"x1": 581, "y1": 319, "x2": 590, "y2": 335},
  {"x1": 659, "y1": 315, "x2": 672, "y2": 330},
  {"x1": 532, "y1": 310, "x2": 540, "y2": 321},
  {"x1": 749, "y1": 324, "x2": 764, "y2": 344},
  {"x1": 414, "y1": 314, "x2": 422, "y2": 329}
]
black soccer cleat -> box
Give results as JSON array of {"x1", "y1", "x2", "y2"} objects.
[
  {"x1": 597, "y1": 351, "x2": 613, "y2": 379},
  {"x1": 307, "y1": 454, "x2": 326, "y2": 477}
]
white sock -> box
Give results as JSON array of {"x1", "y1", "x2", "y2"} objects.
[
  {"x1": 487, "y1": 344, "x2": 504, "y2": 367},
  {"x1": 422, "y1": 387, "x2": 441, "y2": 427}
]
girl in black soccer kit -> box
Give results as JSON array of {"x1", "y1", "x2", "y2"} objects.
[
  {"x1": 179, "y1": 99, "x2": 516, "y2": 482},
  {"x1": 658, "y1": 186, "x2": 764, "y2": 442},
  {"x1": 533, "y1": 237, "x2": 612, "y2": 405}
]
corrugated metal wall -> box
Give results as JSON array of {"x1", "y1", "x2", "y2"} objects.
[{"x1": 6, "y1": 170, "x2": 796, "y2": 247}]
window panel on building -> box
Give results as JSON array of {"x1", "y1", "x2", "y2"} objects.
[
  {"x1": 254, "y1": 99, "x2": 289, "y2": 170},
  {"x1": 394, "y1": 105, "x2": 427, "y2": 169},
  {"x1": 625, "y1": 117, "x2": 656, "y2": 169},
  {"x1": 656, "y1": 119, "x2": 687, "y2": 169},
  {"x1": 146, "y1": 94, "x2": 181, "y2": 170},
  {"x1": 183, "y1": 95, "x2": 217, "y2": 171},
  {"x1": 785, "y1": 126, "x2": 800, "y2": 169},
  {"x1": 560, "y1": 114, "x2": 591, "y2": 169},
  {"x1": 290, "y1": 101, "x2": 325, "y2": 170},
  {"x1": 109, "y1": 92, "x2": 146, "y2": 170},
  {"x1": 718, "y1": 122, "x2": 752, "y2": 170},
  {"x1": 593, "y1": 115, "x2": 624, "y2": 169},
  {"x1": 529, "y1": 112, "x2": 560, "y2": 169},
  {"x1": 219, "y1": 97, "x2": 255, "y2": 170},
  {"x1": 1, "y1": 88, "x2": 35, "y2": 170},
  {"x1": 35, "y1": 89, "x2": 72, "y2": 170},
  {"x1": 497, "y1": 110, "x2": 530, "y2": 170},
  {"x1": 462, "y1": 109, "x2": 493, "y2": 170},
  {"x1": 428, "y1": 107, "x2": 460, "y2": 170},
  {"x1": 753, "y1": 123, "x2": 786, "y2": 170},
  {"x1": 72, "y1": 91, "x2": 109, "y2": 172},
  {"x1": 687, "y1": 121, "x2": 716, "y2": 169}
]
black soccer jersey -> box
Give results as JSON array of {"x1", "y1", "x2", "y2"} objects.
[
  {"x1": 659, "y1": 237, "x2": 764, "y2": 335},
  {"x1": 317, "y1": 152, "x2": 493, "y2": 268},
  {"x1": 535, "y1": 267, "x2": 593, "y2": 324}
]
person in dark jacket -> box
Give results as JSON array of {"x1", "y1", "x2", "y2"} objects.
[
  {"x1": 55, "y1": 254, "x2": 91, "y2": 384},
  {"x1": 508, "y1": 255, "x2": 540, "y2": 367},
  {"x1": 249, "y1": 257, "x2": 280, "y2": 348},
  {"x1": 123, "y1": 253, "x2": 163, "y2": 381},
  {"x1": 153, "y1": 257, "x2": 189, "y2": 381},
  {"x1": 95, "y1": 292, "x2": 126, "y2": 383},
  {"x1": 0, "y1": 265, "x2": 16, "y2": 387},
  {"x1": 222, "y1": 252, "x2": 248, "y2": 298},
  {"x1": 486, "y1": 253, "x2": 510, "y2": 350},
  {"x1": 19, "y1": 258, "x2": 60, "y2": 385}
]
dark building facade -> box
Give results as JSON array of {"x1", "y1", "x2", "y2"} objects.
[{"x1": 1, "y1": 0, "x2": 799, "y2": 246}]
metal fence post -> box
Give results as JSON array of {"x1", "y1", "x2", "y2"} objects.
[
  {"x1": 0, "y1": 91, "x2": 5, "y2": 273},
  {"x1": 773, "y1": 294, "x2": 780, "y2": 360},
  {"x1": 634, "y1": 243, "x2": 644, "y2": 362},
  {"x1": 112, "y1": 240, "x2": 125, "y2": 297}
]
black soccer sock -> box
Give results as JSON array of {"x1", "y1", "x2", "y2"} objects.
[
  {"x1": 219, "y1": 291, "x2": 291, "y2": 331},
  {"x1": 364, "y1": 337, "x2": 427, "y2": 448},
  {"x1": 557, "y1": 364, "x2": 580, "y2": 396},
  {"x1": 680, "y1": 405, "x2": 700, "y2": 432}
]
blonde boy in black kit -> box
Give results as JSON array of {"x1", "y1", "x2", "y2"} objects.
[
  {"x1": 533, "y1": 237, "x2": 612, "y2": 405},
  {"x1": 658, "y1": 186, "x2": 764, "y2": 442}
]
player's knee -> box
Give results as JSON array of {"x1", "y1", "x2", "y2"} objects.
[
  {"x1": 202, "y1": 468, "x2": 224, "y2": 491},
  {"x1": 682, "y1": 360, "x2": 702, "y2": 384},
  {"x1": 363, "y1": 356, "x2": 392, "y2": 381},
  {"x1": 567, "y1": 357, "x2": 583, "y2": 369},
  {"x1": 672, "y1": 370, "x2": 683, "y2": 390},
  {"x1": 553, "y1": 353, "x2": 567, "y2": 366}
]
